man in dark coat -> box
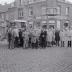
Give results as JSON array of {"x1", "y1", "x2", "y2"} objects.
[
  {"x1": 39, "y1": 26, "x2": 47, "y2": 48},
  {"x1": 55, "y1": 30, "x2": 60, "y2": 47},
  {"x1": 19, "y1": 29, "x2": 24, "y2": 47}
]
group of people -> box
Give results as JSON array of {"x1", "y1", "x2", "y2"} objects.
[{"x1": 7, "y1": 25, "x2": 72, "y2": 49}]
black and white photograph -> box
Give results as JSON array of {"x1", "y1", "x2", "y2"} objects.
[{"x1": 0, "y1": 0, "x2": 72, "y2": 72}]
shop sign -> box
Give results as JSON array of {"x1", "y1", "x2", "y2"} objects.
[
  {"x1": 48, "y1": 16, "x2": 67, "y2": 19},
  {"x1": 49, "y1": 20, "x2": 55, "y2": 23},
  {"x1": 42, "y1": 21, "x2": 47, "y2": 23}
]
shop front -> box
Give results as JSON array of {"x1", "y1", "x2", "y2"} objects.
[
  {"x1": 48, "y1": 19, "x2": 56, "y2": 29},
  {"x1": 47, "y1": 15, "x2": 68, "y2": 30}
]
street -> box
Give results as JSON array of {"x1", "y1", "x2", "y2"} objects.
[{"x1": 0, "y1": 44, "x2": 72, "y2": 72}]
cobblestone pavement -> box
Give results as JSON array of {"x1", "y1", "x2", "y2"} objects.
[{"x1": 0, "y1": 46, "x2": 72, "y2": 72}]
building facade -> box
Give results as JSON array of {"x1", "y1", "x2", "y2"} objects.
[
  {"x1": 0, "y1": 0, "x2": 72, "y2": 30},
  {"x1": 24, "y1": 0, "x2": 72, "y2": 30},
  {"x1": 0, "y1": 4, "x2": 11, "y2": 36},
  {"x1": 14, "y1": 0, "x2": 72, "y2": 30}
]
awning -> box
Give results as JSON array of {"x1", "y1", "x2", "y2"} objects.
[
  {"x1": 6, "y1": 19, "x2": 27, "y2": 23},
  {"x1": 14, "y1": 19, "x2": 27, "y2": 22}
]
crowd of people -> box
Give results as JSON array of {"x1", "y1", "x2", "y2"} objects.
[{"x1": 7, "y1": 25, "x2": 72, "y2": 49}]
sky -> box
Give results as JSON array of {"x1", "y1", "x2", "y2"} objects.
[
  {"x1": 66, "y1": 0, "x2": 72, "y2": 2},
  {"x1": 0, "y1": 0, "x2": 72, "y2": 5},
  {"x1": 0, "y1": 0, "x2": 15, "y2": 5}
]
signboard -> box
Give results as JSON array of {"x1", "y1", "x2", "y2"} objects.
[
  {"x1": 42, "y1": 21, "x2": 47, "y2": 23},
  {"x1": 48, "y1": 16, "x2": 67, "y2": 19},
  {"x1": 49, "y1": 20, "x2": 55, "y2": 23}
]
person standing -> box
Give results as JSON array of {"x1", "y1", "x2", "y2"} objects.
[
  {"x1": 60, "y1": 29, "x2": 65, "y2": 47},
  {"x1": 46, "y1": 28, "x2": 49, "y2": 47},
  {"x1": 47, "y1": 28, "x2": 53, "y2": 47},
  {"x1": 67, "y1": 28, "x2": 71, "y2": 47},
  {"x1": 55, "y1": 29, "x2": 60, "y2": 47},
  {"x1": 70, "y1": 27, "x2": 72, "y2": 47},
  {"x1": 13, "y1": 28, "x2": 19, "y2": 48},
  {"x1": 7, "y1": 28, "x2": 12, "y2": 49},
  {"x1": 28, "y1": 25, "x2": 33, "y2": 48},
  {"x1": 51, "y1": 27, "x2": 55, "y2": 47},
  {"x1": 23, "y1": 29, "x2": 29, "y2": 49},
  {"x1": 19, "y1": 29, "x2": 24, "y2": 48},
  {"x1": 39, "y1": 26, "x2": 47, "y2": 48},
  {"x1": 36, "y1": 27, "x2": 41, "y2": 48},
  {"x1": 64, "y1": 27, "x2": 68, "y2": 48},
  {"x1": 31, "y1": 29, "x2": 36, "y2": 49}
]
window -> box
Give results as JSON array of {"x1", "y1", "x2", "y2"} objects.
[
  {"x1": 50, "y1": 9, "x2": 53, "y2": 14},
  {"x1": 19, "y1": 0, "x2": 23, "y2": 6},
  {"x1": 18, "y1": 8, "x2": 24, "y2": 19},
  {"x1": 23, "y1": 0, "x2": 28, "y2": 5},
  {"x1": 57, "y1": 6, "x2": 61, "y2": 15},
  {"x1": 29, "y1": 7, "x2": 33, "y2": 16},
  {"x1": 47, "y1": 8, "x2": 57, "y2": 15},
  {"x1": 29, "y1": 0, "x2": 34, "y2": 4},
  {"x1": 53, "y1": 8, "x2": 57, "y2": 14},
  {"x1": 42, "y1": 7, "x2": 46, "y2": 15},
  {"x1": 20, "y1": 0, "x2": 21, "y2": 5},
  {"x1": 66, "y1": 7, "x2": 69, "y2": 15}
]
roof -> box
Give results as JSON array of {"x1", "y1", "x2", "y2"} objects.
[{"x1": 0, "y1": 4, "x2": 11, "y2": 13}]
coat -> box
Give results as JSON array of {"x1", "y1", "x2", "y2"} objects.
[
  {"x1": 64, "y1": 29, "x2": 68, "y2": 41},
  {"x1": 69, "y1": 30, "x2": 72, "y2": 40},
  {"x1": 60, "y1": 31, "x2": 65, "y2": 41},
  {"x1": 55, "y1": 30, "x2": 60, "y2": 41},
  {"x1": 47, "y1": 30, "x2": 53, "y2": 42}
]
